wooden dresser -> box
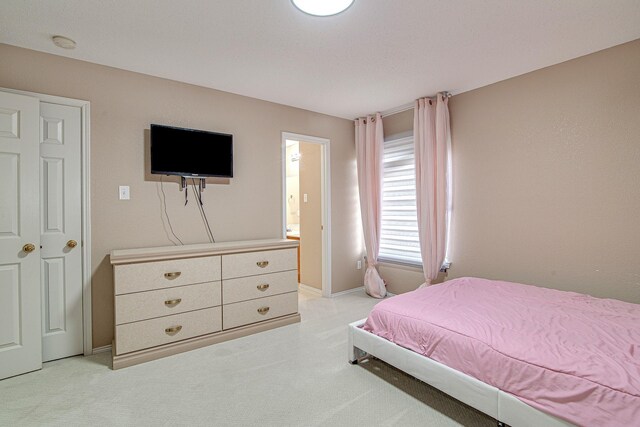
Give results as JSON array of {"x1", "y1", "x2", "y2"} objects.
[{"x1": 110, "y1": 239, "x2": 300, "y2": 369}]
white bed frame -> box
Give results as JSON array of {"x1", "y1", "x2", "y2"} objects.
[{"x1": 348, "y1": 319, "x2": 574, "y2": 427}]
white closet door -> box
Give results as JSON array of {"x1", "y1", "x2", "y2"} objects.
[
  {"x1": 40, "y1": 102, "x2": 83, "y2": 361},
  {"x1": 0, "y1": 91, "x2": 42, "y2": 380}
]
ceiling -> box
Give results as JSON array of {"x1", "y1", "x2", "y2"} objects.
[{"x1": 2, "y1": 1, "x2": 640, "y2": 119}]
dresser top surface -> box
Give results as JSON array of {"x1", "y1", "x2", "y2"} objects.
[{"x1": 110, "y1": 238, "x2": 299, "y2": 265}]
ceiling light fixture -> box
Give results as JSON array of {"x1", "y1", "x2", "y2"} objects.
[
  {"x1": 291, "y1": 0, "x2": 354, "y2": 17},
  {"x1": 52, "y1": 35, "x2": 76, "y2": 50}
]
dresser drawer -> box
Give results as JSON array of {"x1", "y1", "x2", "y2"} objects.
[
  {"x1": 114, "y1": 256, "x2": 221, "y2": 295},
  {"x1": 223, "y1": 270, "x2": 297, "y2": 304},
  {"x1": 115, "y1": 281, "x2": 221, "y2": 325},
  {"x1": 223, "y1": 292, "x2": 297, "y2": 330},
  {"x1": 115, "y1": 307, "x2": 221, "y2": 355},
  {"x1": 222, "y1": 249, "x2": 296, "y2": 279}
]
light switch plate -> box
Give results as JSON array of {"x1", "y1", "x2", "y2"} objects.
[
  {"x1": 303, "y1": 193, "x2": 308, "y2": 203},
  {"x1": 119, "y1": 186, "x2": 130, "y2": 200}
]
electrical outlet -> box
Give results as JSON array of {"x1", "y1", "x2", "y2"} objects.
[
  {"x1": 356, "y1": 260, "x2": 362, "y2": 270},
  {"x1": 119, "y1": 185, "x2": 130, "y2": 200},
  {"x1": 303, "y1": 193, "x2": 308, "y2": 203}
]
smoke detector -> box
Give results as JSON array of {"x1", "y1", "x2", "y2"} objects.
[{"x1": 52, "y1": 35, "x2": 76, "y2": 50}]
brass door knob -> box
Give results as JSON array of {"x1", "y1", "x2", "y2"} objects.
[
  {"x1": 22, "y1": 243, "x2": 36, "y2": 253},
  {"x1": 67, "y1": 240, "x2": 78, "y2": 249}
]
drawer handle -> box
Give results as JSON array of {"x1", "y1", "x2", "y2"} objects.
[
  {"x1": 164, "y1": 272, "x2": 181, "y2": 280},
  {"x1": 257, "y1": 284, "x2": 270, "y2": 291},
  {"x1": 164, "y1": 298, "x2": 182, "y2": 307},
  {"x1": 256, "y1": 261, "x2": 269, "y2": 268},
  {"x1": 257, "y1": 306, "x2": 270, "y2": 315},
  {"x1": 165, "y1": 325, "x2": 183, "y2": 336}
]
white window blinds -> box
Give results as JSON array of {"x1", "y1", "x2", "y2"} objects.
[{"x1": 379, "y1": 136, "x2": 422, "y2": 265}]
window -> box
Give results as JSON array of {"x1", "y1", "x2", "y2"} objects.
[{"x1": 378, "y1": 135, "x2": 422, "y2": 265}]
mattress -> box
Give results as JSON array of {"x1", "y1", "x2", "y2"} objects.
[{"x1": 362, "y1": 277, "x2": 640, "y2": 427}]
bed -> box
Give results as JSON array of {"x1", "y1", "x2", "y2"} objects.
[{"x1": 348, "y1": 277, "x2": 640, "y2": 427}]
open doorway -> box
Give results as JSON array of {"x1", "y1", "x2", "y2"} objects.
[{"x1": 281, "y1": 132, "x2": 331, "y2": 297}]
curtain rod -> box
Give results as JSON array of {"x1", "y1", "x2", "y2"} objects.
[
  {"x1": 380, "y1": 91, "x2": 453, "y2": 118},
  {"x1": 380, "y1": 102, "x2": 413, "y2": 118}
]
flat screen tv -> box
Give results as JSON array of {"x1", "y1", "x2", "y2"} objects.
[{"x1": 150, "y1": 124, "x2": 233, "y2": 178}]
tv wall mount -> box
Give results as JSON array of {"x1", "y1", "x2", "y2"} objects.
[{"x1": 180, "y1": 176, "x2": 206, "y2": 193}]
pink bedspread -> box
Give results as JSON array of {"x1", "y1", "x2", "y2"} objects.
[{"x1": 362, "y1": 277, "x2": 640, "y2": 427}]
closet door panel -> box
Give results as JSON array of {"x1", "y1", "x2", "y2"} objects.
[{"x1": 0, "y1": 90, "x2": 42, "y2": 380}]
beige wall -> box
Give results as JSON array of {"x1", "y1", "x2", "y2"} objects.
[
  {"x1": 299, "y1": 142, "x2": 322, "y2": 289},
  {"x1": 448, "y1": 39, "x2": 640, "y2": 304},
  {"x1": 383, "y1": 109, "x2": 413, "y2": 139},
  {"x1": 381, "y1": 39, "x2": 640, "y2": 302},
  {"x1": 0, "y1": 43, "x2": 363, "y2": 348}
]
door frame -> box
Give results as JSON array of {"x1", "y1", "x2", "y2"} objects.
[
  {"x1": 1, "y1": 87, "x2": 93, "y2": 356},
  {"x1": 281, "y1": 132, "x2": 332, "y2": 297}
]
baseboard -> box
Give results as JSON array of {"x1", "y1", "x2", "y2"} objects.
[
  {"x1": 298, "y1": 283, "x2": 322, "y2": 296},
  {"x1": 301, "y1": 284, "x2": 392, "y2": 298},
  {"x1": 92, "y1": 344, "x2": 112, "y2": 355},
  {"x1": 331, "y1": 286, "x2": 364, "y2": 297},
  {"x1": 330, "y1": 286, "x2": 396, "y2": 298}
]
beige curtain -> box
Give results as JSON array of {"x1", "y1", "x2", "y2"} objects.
[
  {"x1": 355, "y1": 113, "x2": 386, "y2": 298},
  {"x1": 414, "y1": 94, "x2": 450, "y2": 287}
]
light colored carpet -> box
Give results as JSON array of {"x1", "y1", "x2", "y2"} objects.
[{"x1": 0, "y1": 289, "x2": 494, "y2": 426}]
